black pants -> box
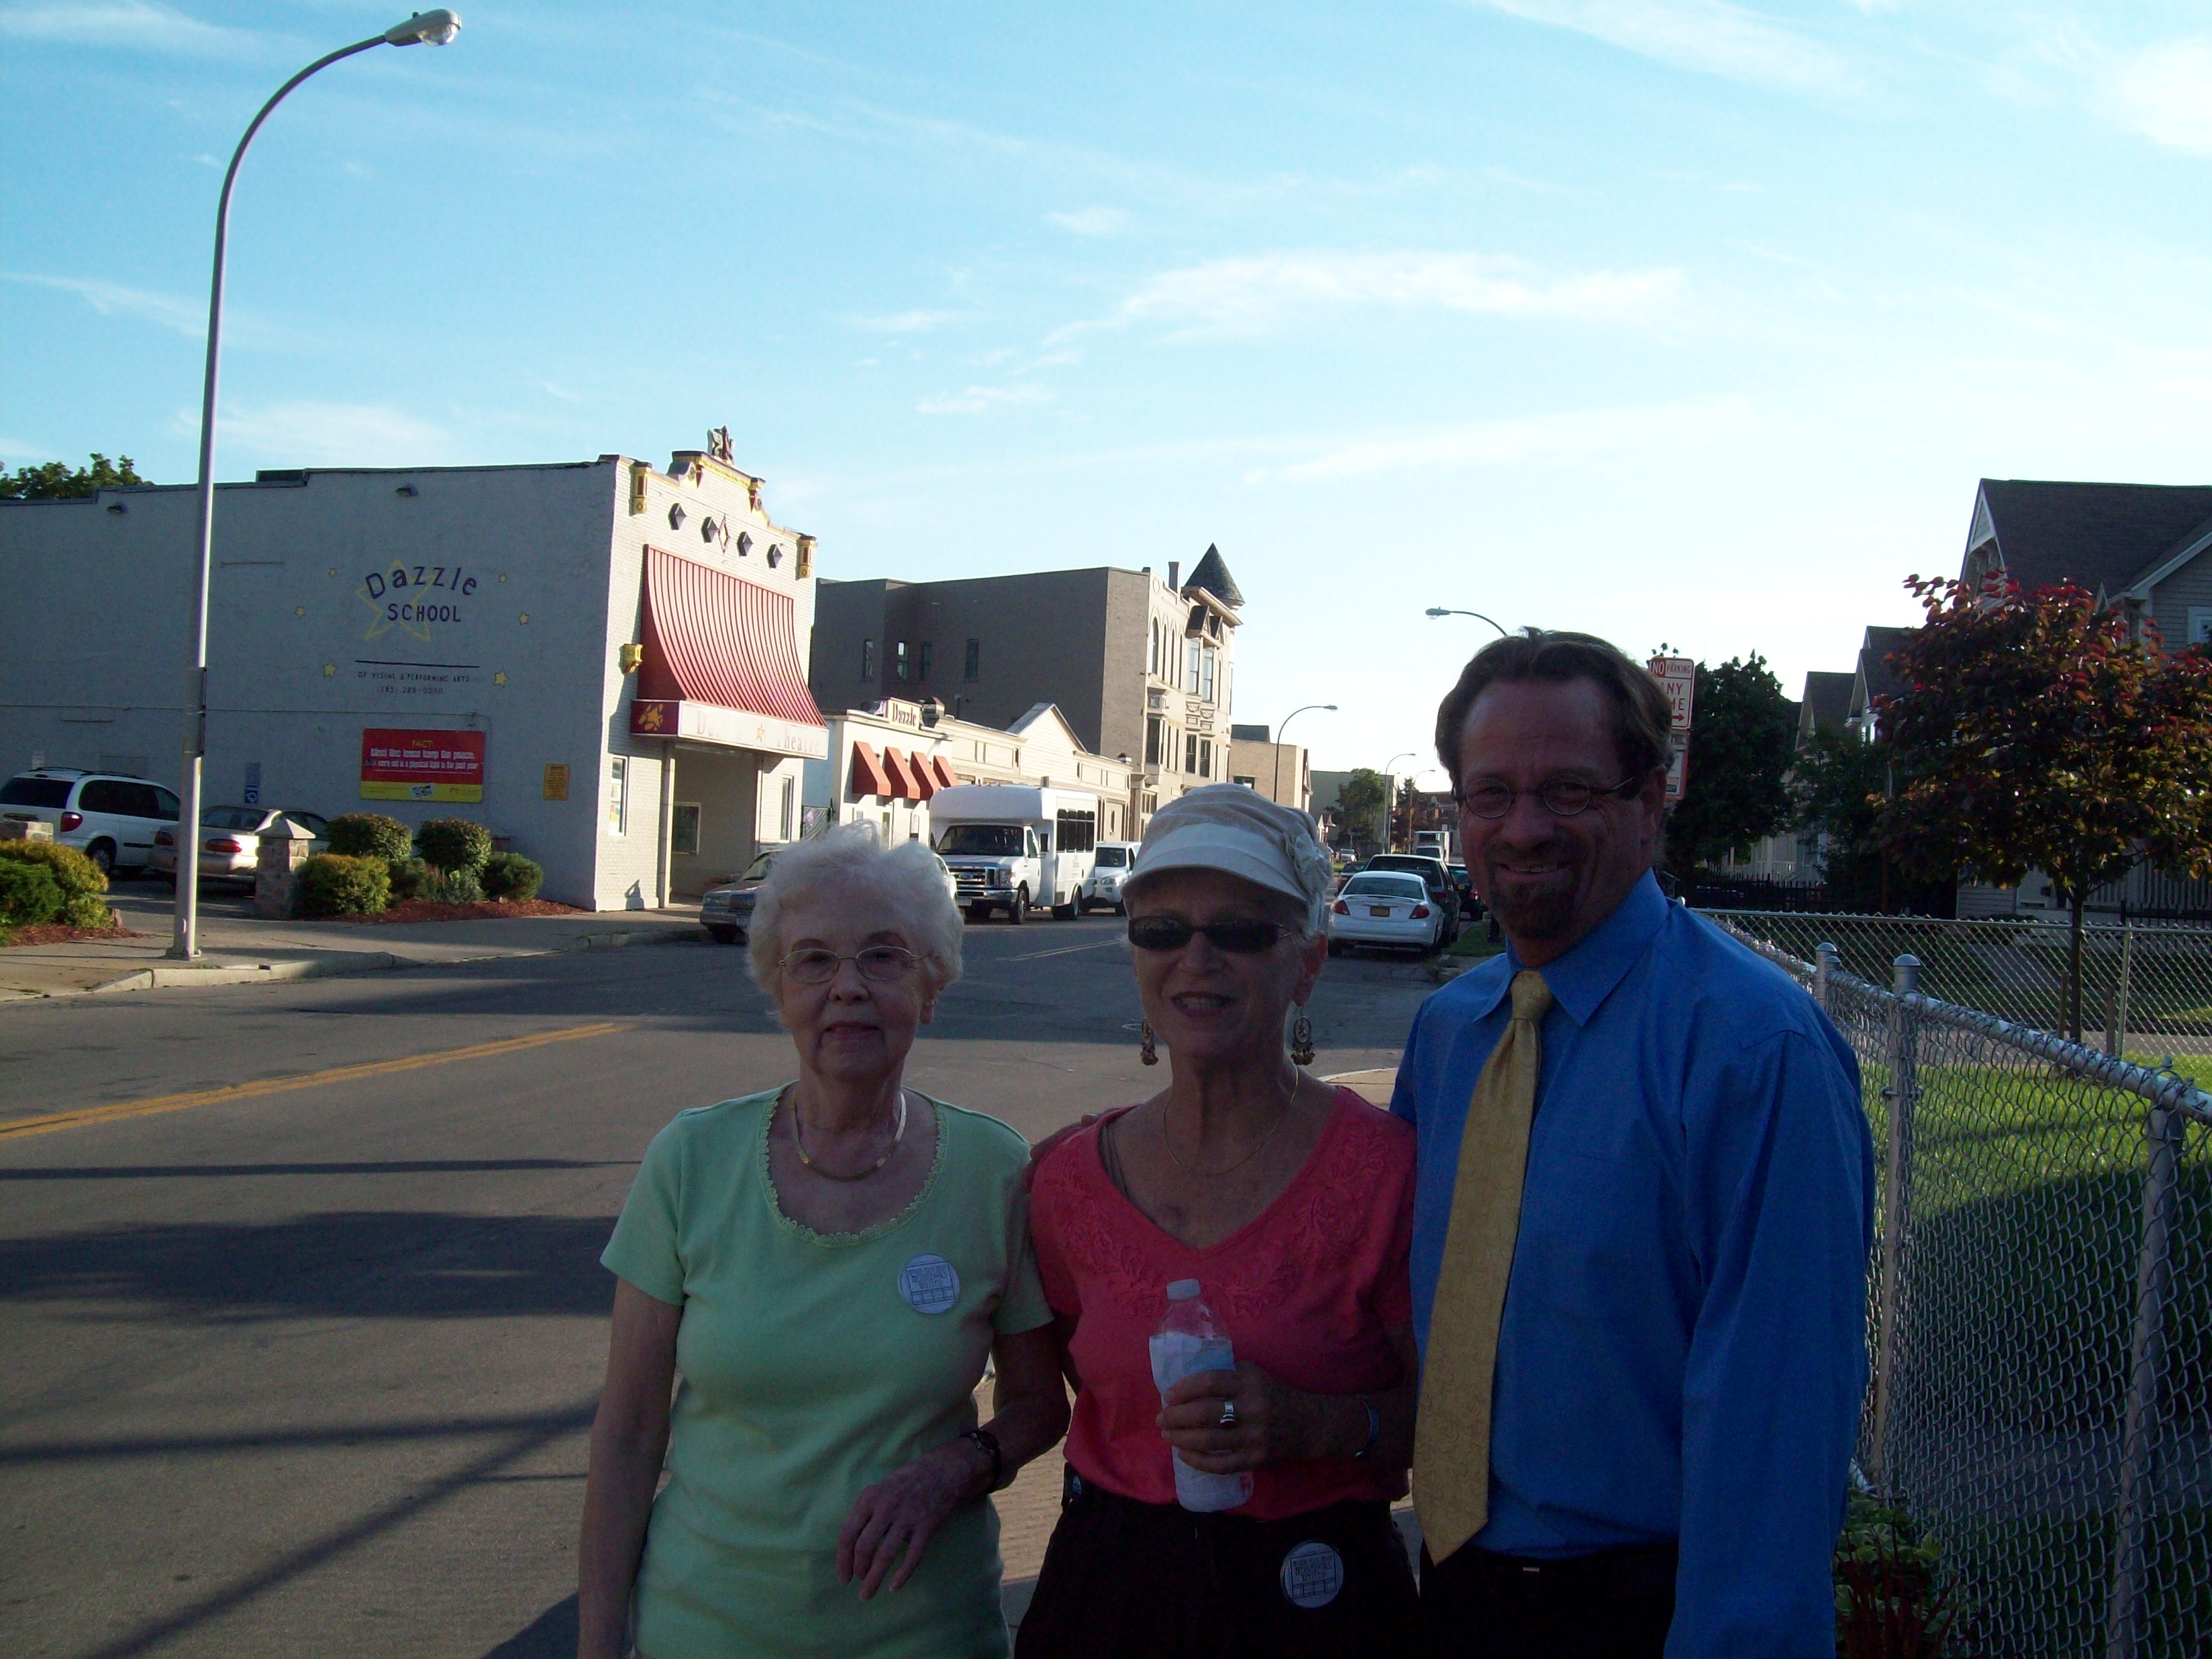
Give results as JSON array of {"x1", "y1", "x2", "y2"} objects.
[
  {"x1": 1015, "y1": 1471, "x2": 1421, "y2": 1659},
  {"x1": 1419, "y1": 1539, "x2": 1677, "y2": 1658}
]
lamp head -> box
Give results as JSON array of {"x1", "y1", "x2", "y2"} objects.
[
  {"x1": 1424, "y1": 607, "x2": 1450, "y2": 617},
  {"x1": 385, "y1": 9, "x2": 460, "y2": 46}
]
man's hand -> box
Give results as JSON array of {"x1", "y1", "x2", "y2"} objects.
[{"x1": 836, "y1": 1439, "x2": 986, "y2": 1599}]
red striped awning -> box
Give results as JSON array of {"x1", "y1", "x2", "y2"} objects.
[
  {"x1": 637, "y1": 547, "x2": 826, "y2": 746},
  {"x1": 907, "y1": 752, "x2": 939, "y2": 799},
  {"x1": 850, "y1": 741, "x2": 895, "y2": 799},
  {"x1": 929, "y1": 756, "x2": 958, "y2": 789},
  {"x1": 881, "y1": 747, "x2": 920, "y2": 801}
]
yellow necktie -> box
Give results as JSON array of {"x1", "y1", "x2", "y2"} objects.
[{"x1": 1413, "y1": 968, "x2": 1554, "y2": 1563}]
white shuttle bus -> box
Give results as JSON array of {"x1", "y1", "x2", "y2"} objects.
[{"x1": 930, "y1": 783, "x2": 1099, "y2": 924}]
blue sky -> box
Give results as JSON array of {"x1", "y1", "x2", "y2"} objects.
[{"x1": 4, "y1": 1, "x2": 2208, "y2": 778}]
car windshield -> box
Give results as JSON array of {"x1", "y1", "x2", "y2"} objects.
[
  {"x1": 1371, "y1": 856, "x2": 1440, "y2": 879},
  {"x1": 203, "y1": 807, "x2": 266, "y2": 830},
  {"x1": 1094, "y1": 846, "x2": 1128, "y2": 867},
  {"x1": 739, "y1": 852, "x2": 774, "y2": 883},
  {"x1": 0, "y1": 776, "x2": 72, "y2": 808},
  {"x1": 1345, "y1": 874, "x2": 1427, "y2": 899},
  {"x1": 938, "y1": 824, "x2": 1023, "y2": 857}
]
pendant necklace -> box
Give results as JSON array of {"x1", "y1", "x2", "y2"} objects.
[{"x1": 1162, "y1": 1077, "x2": 1297, "y2": 1178}]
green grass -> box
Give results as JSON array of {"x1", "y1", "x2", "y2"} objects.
[{"x1": 1447, "y1": 929, "x2": 1505, "y2": 959}]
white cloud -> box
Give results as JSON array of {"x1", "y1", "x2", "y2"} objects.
[
  {"x1": 850, "y1": 309, "x2": 962, "y2": 333},
  {"x1": 0, "y1": 1, "x2": 258, "y2": 55},
  {"x1": 917, "y1": 383, "x2": 1053, "y2": 416},
  {"x1": 187, "y1": 401, "x2": 450, "y2": 467},
  {"x1": 1074, "y1": 250, "x2": 1680, "y2": 338},
  {"x1": 1266, "y1": 399, "x2": 1757, "y2": 483},
  {"x1": 2100, "y1": 38, "x2": 2212, "y2": 156},
  {"x1": 1048, "y1": 206, "x2": 1131, "y2": 235},
  {"x1": 1462, "y1": 0, "x2": 1858, "y2": 96},
  {"x1": 3, "y1": 272, "x2": 205, "y2": 336}
]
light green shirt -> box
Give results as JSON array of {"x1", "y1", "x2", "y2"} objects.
[{"x1": 602, "y1": 1089, "x2": 1052, "y2": 1659}]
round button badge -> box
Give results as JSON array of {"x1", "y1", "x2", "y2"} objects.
[
  {"x1": 898, "y1": 1254, "x2": 960, "y2": 1315},
  {"x1": 1280, "y1": 1540, "x2": 1344, "y2": 1609}
]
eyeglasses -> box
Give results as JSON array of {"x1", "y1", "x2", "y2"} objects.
[
  {"x1": 1454, "y1": 776, "x2": 1644, "y2": 820},
  {"x1": 781, "y1": 946, "x2": 921, "y2": 985},
  {"x1": 1127, "y1": 915, "x2": 1287, "y2": 954}
]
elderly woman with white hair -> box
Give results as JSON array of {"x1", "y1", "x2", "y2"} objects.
[
  {"x1": 579, "y1": 823, "x2": 1068, "y2": 1659},
  {"x1": 1019, "y1": 785, "x2": 1421, "y2": 1658}
]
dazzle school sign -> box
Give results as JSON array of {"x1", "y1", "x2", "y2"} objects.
[
  {"x1": 358, "y1": 562, "x2": 480, "y2": 643},
  {"x1": 360, "y1": 728, "x2": 486, "y2": 803}
]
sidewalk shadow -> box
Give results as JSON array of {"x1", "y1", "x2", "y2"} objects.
[{"x1": 481, "y1": 1594, "x2": 577, "y2": 1658}]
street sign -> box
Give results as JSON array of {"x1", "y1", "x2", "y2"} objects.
[{"x1": 1648, "y1": 657, "x2": 1695, "y2": 803}]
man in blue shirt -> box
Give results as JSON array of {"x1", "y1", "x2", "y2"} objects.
[{"x1": 1393, "y1": 630, "x2": 1874, "y2": 1658}]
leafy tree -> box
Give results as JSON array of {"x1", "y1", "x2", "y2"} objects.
[
  {"x1": 1792, "y1": 726, "x2": 1892, "y2": 911},
  {"x1": 0, "y1": 453, "x2": 149, "y2": 499},
  {"x1": 1664, "y1": 652, "x2": 1798, "y2": 874},
  {"x1": 1878, "y1": 576, "x2": 2212, "y2": 1039},
  {"x1": 1332, "y1": 768, "x2": 1389, "y2": 846}
]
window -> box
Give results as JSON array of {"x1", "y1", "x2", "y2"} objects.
[
  {"x1": 1185, "y1": 732, "x2": 1199, "y2": 774},
  {"x1": 895, "y1": 640, "x2": 909, "y2": 682},
  {"x1": 918, "y1": 641, "x2": 933, "y2": 681},
  {"x1": 0, "y1": 777, "x2": 72, "y2": 807},
  {"x1": 1187, "y1": 639, "x2": 1201, "y2": 689},
  {"x1": 1201, "y1": 647, "x2": 1217, "y2": 702},
  {"x1": 671, "y1": 802, "x2": 701, "y2": 856},
  {"x1": 1147, "y1": 623, "x2": 1158, "y2": 676},
  {"x1": 1146, "y1": 715, "x2": 1163, "y2": 766},
  {"x1": 607, "y1": 756, "x2": 630, "y2": 836},
  {"x1": 780, "y1": 776, "x2": 796, "y2": 840},
  {"x1": 1233, "y1": 774, "x2": 1257, "y2": 788},
  {"x1": 964, "y1": 638, "x2": 981, "y2": 681},
  {"x1": 1055, "y1": 808, "x2": 1097, "y2": 854},
  {"x1": 1199, "y1": 738, "x2": 1212, "y2": 778},
  {"x1": 860, "y1": 638, "x2": 876, "y2": 681}
]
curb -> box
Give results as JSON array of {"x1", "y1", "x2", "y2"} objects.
[{"x1": 3, "y1": 923, "x2": 706, "y2": 1003}]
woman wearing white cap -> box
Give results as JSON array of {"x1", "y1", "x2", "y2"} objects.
[{"x1": 1019, "y1": 784, "x2": 1421, "y2": 1657}]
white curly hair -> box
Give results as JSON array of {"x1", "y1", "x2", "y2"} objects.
[{"x1": 745, "y1": 820, "x2": 964, "y2": 999}]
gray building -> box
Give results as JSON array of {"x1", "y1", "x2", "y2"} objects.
[
  {"x1": 1226, "y1": 723, "x2": 1311, "y2": 812},
  {"x1": 0, "y1": 442, "x2": 824, "y2": 909},
  {"x1": 1961, "y1": 478, "x2": 2212, "y2": 649},
  {"x1": 809, "y1": 546, "x2": 1244, "y2": 831}
]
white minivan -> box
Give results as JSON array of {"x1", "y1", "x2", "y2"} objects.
[
  {"x1": 0, "y1": 768, "x2": 181, "y2": 876},
  {"x1": 1079, "y1": 840, "x2": 1137, "y2": 914}
]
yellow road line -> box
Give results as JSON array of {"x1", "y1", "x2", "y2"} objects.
[{"x1": 0, "y1": 1021, "x2": 628, "y2": 1142}]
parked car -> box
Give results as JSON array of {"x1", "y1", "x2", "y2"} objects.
[
  {"x1": 1327, "y1": 871, "x2": 1445, "y2": 956},
  {"x1": 700, "y1": 846, "x2": 957, "y2": 945},
  {"x1": 150, "y1": 806, "x2": 331, "y2": 887},
  {"x1": 1363, "y1": 852, "x2": 1462, "y2": 936},
  {"x1": 1080, "y1": 840, "x2": 1137, "y2": 914},
  {"x1": 0, "y1": 768, "x2": 180, "y2": 876},
  {"x1": 1446, "y1": 861, "x2": 1478, "y2": 909}
]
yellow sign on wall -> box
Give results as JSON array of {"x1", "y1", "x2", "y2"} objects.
[{"x1": 544, "y1": 764, "x2": 570, "y2": 801}]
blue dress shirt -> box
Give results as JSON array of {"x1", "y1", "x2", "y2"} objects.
[{"x1": 1392, "y1": 873, "x2": 1873, "y2": 1658}]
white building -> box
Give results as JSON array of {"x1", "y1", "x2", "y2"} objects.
[
  {"x1": 0, "y1": 440, "x2": 825, "y2": 909},
  {"x1": 806, "y1": 697, "x2": 1138, "y2": 851}
]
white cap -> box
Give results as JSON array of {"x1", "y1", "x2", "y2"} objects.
[
  {"x1": 1166, "y1": 1279, "x2": 1202, "y2": 1299},
  {"x1": 1125, "y1": 784, "x2": 1333, "y2": 934}
]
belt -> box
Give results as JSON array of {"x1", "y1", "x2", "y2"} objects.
[{"x1": 1446, "y1": 1540, "x2": 1678, "y2": 1603}]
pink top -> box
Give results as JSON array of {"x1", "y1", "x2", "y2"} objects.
[{"x1": 1028, "y1": 1088, "x2": 1417, "y2": 1519}]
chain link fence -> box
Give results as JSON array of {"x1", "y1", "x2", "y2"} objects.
[
  {"x1": 1713, "y1": 920, "x2": 2212, "y2": 1656},
  {"x1": 1703, "y1": 911, "x2": 2212, "y2": 1062}
]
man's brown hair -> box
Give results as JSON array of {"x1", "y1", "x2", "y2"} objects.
[{"x1": 1434, "y1": 629, "x2": 1675, "y2": 789}]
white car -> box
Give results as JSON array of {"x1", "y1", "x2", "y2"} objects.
[
  {"x1": 1079, "y1": 841, "x2": 1137, "y2": 915},
  {"x1": 0, "y1": 768, "x2": 181, "y2": 876},
  {"x1": 150, "y1": 806, "x2": 331, "y2": 887},
  {"x1": 1327, "y1": 870, "x2": 1444, "y2": 956}
]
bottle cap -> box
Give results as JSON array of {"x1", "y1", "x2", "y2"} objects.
[{"x1": 1166, "y1": 1279, "x2": 1201, "y2": 1300}]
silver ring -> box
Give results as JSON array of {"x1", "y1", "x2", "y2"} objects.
[{"x1": 1219, "y1": 1399, "x2": 1238, "y2": 1429}]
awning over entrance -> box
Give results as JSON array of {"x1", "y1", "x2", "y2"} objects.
[
  {"x1": 881, "y1": 747, "x2": 921, "y2": 800},
  {"x1": 850, "y1": 741, "x2": 895, "y2": 799},
  {"x1": 630, "y1": 547, "x2": 828, "y2": 758}
]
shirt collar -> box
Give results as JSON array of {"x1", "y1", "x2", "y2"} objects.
[{"x1": 1472, "y1": 870, "x2": 1670, "y2": 1027}]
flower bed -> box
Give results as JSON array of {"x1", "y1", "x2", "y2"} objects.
[
  {"x1": 330, "y1": 898, "x2": 583, "y2": 925},
  {"x1": 2, "y1": 921, "x2": 140, "y2": 948}
]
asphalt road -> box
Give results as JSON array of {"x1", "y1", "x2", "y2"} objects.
[{"x1": 0, "y1": 915, "x2": 1440, "y2": 1658}]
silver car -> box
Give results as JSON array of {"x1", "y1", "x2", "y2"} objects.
[
  {"x1": 699, "y1": 846, "x2": 960, "y2": 945},
  {"x1": 150, "y1": 806, "x2": 330, "y2": 887},
  {"x1": 1327, "y1": 871, "x2": 1445, "y2": 956}
]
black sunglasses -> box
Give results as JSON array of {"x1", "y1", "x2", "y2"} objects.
[{"x1": 1126, "y1": 915, "x2": 1287, "y2": 954}]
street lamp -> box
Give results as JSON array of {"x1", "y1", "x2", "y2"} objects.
[
  {"x1": 170, "y1": 11, "x2": 462, "y2": 960},
  {"x1": 1270, "y1": 703, "x2": 1336, "y2": 807},
  {"x1": 1425, "y1": 607, "x2": 1509, "y2": 638},
  {"x1": 1378, "y1": 750, "x2": 1417, "y2": 854}
]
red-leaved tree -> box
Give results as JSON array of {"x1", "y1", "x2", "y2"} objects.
[{"x1": 1876, "y1": 576, "x2": 2212, "y2": 1040}]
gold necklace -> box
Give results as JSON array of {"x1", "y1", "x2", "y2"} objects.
[
  {"x1": 790, "y1": 1089, "x2": 907, "y2": 1181},
  {"x1": 1160, "y1": 1081, "x2": 1298, "y2": 1179}
]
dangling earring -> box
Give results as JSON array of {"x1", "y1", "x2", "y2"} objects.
[
  {"x1": 1290, "y1": 1009, "x2": 1315, "y2": 1068},
  {"x1": 1139, "y1": 1019, "x2": 1158, "y2": 1066}
]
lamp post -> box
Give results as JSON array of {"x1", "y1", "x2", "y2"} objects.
[
  {"x1": 1378, "y1": 750, "x2": 1417, "y2": 854},
  {"x1": 170, "y1": 10, "x2": 462, "y2": 960},
  {"x1": 1425, "y1": 607, "x2": 1509, "y2": 638},
  {"x1": 1270, "y1": 703, "x2": 1336, "y2": 808}
]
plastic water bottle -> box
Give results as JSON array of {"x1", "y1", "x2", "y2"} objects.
[{"x1": 1149, "y1": 1279, "x2": 1253, "y2": 1513}]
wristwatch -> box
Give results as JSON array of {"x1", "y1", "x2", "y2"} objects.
[{"x1": 959, "y1": 1427, "x2": 1004, "y2": 1491}]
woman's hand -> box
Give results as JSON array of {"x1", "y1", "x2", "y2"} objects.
[
  {"x1": 1158, "y1": 1361, "x2": 1344, "y2": 1473},
  {"x1": 836, "y1": 1438, "x2": 989, "y2": 1600}
]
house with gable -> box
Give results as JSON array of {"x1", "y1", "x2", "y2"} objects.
[{"x1": 1962, "y1": 478, "x2": 2212, "y2": 650}]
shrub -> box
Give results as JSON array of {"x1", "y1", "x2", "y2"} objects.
[
  {"x1": 386, "y1": 858, "x2": 437, "y2": 903},
  {"x1": 326, "y1": 813, "x2": 413, "y2": 862},
  {"x1": 60, "y1": 892, "x2": 116, "y2": 929},
  {"x1": 439, "y1": 868, "x2": 485, "y2": 905},
  {"x1": 481, "y1": 852, "x2": 543, "y2": 901},
  {"x1": 0, "y1": 840, "x2": 109, "y2": 897},
  {"x1": 417, "y1": 817, "x2": 492, "y2": 876},
  {"x1": 293, "y1": 853, "x2": 391, "y2": 917},
  {"x1": 0, "y1": 860, "x2": 64, "y2": 927}
]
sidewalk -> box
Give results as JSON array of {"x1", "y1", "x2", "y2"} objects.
[{"x1": 0, "y1": 883, "x2": 707, "y2": 1000}]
